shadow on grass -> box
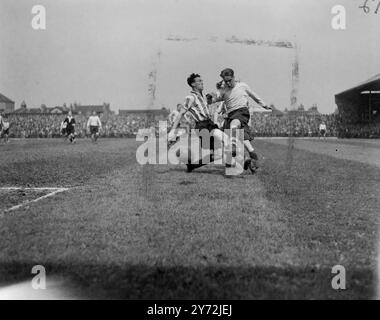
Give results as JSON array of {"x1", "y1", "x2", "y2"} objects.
[
  {"x1": 159, "y1": 166, "x2": 250, "y2": 179},
  {"x1": 0, "y1": 261, "x2": 374, "y2": 299},
  {"x1": 158, "y1": 166, "x2": 225, "y2": 175}
]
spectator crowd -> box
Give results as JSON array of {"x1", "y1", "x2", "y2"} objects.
[
  {"x1": 248, "y1": 113, "x2": 337, "y2": 137},
  {"x1": 6, "y1": 114, "x2": 153, "y2": 138},
  {"x1": 3, "y1": 112, "x2": 380, "y2": 139}
]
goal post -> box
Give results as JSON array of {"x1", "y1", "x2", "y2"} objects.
[{"x1": 148, "y1": 35, "x2": 299, "y2": 115}]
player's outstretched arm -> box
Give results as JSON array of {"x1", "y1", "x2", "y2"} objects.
[{"x1": 246, "y1": 87, "x2": 271, "y2": 109}]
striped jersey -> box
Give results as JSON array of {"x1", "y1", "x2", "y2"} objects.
[{"x1": 183, "y1": 90, "x2": 211, "y2": 122}]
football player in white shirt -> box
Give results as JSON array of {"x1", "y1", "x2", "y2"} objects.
[
  {"x1": 207, "y1": 68, "x2": 271, "y2": 172},
  {"x1": 87, "y1": 111, "x2": 102, "y2": 142}
]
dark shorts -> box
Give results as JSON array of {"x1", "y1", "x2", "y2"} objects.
[
  {"x1": 2, "y1": 128, "x2": 9, "y2": 135},
  {"x1": 195, "y1": 119, "x2": 219, "y2": 132},
  {"x1": 320, "y1": 129, "x2": 326, "y2": 135},
  {"x1": 223, "y1": 107, "x2": 252, "y2": 141},
  {"x1": 90, "y1": 126, "x2": 99, "y2": 134},
  {"x1": 194, "y1": 119, "x2": 219, "y2": 151},
  {"x1": 66, "y1": 127, "x2": 75, "y2": 135}
]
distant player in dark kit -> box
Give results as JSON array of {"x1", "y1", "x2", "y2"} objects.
[
  {"x1": 87, "y1": 111, "x2": 102, "y2": 142},
  {"x1": 63, "y1": 111, "x2": 76, "y2": 143}
]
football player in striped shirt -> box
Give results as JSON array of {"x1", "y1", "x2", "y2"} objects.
[
  {"x1": 168, "y1": 73, "x2": 232, "y2": 172},
  {"x1": 60, "y1": 118, "x2": 67, "y2": 139}
]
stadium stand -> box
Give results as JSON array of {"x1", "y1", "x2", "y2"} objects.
[
  {"x1": 335, "y1": 73, "x2": 380, "y2": 138},
  {"x1": 7, "y1": 100, "x2": 380, "y2": 138},
  {"x1": 0, "y1": 93, "x2": 15, "y2": 113},
  {"x1": 5, "y1": 111, "x2": 338, "y2": 138}
]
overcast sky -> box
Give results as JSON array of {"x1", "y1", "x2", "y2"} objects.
[{"x1": 0, "y1": 0, "x2": 379, "y2": 114}]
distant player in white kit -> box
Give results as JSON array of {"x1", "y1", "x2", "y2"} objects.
[
  {"x1": 0, "y1": 112, "x2": 3, "y2": 137},
  {"x1": 168, "y1": 104, "x2": 182, "y2": 127},
  {"x1": 87, "y1": 111, "x2": 102, "y2": 142},
  {"x1": 319, "y1": 121, "x2": 327, "y2": 139},
  {"x1": 168, "y1": 103, "x2": 193, "y2": 143},
  {"x1": 0, "y1": 114, "x2": 10, "y2": 143}
]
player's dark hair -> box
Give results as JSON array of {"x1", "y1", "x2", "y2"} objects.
[
  {"x1": 187, "y1": 73, "x2": 201, "y2": 88},
  {"x1": 220, "y1": 68, "x2": 234, "y2": 77}
]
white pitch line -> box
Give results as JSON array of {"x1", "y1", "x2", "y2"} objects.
[
  {"x1": 0, "y1": 187, "x2": 70, "y2": 213},
  {"x1": 0, "y1": 187, "x2": 68, "y2": 191}
]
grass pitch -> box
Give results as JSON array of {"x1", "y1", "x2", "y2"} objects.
[{"x1": 0, "y1": 138, "x2": 378, "y2": 299}]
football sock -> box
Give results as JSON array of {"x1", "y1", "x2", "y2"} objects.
[{"x1": 249, "y1": 151, "x2": 258, "y2": 160}]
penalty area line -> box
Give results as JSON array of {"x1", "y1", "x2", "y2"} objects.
[
  {"x1": 0, "y1": 187, "x2": 69, "y2": 191},
  {"x1": 0, "y1": 187, "x2": 70, "y2": 213}
]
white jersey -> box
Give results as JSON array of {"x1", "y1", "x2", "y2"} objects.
[
  {"x1": 2, "y1": 121, "x2": 9, "y2": 130},
  {"x1": 319, "y1": 124, "x2": 327, "y2": 131},
  {"x1": 215, "y1": 81, "x2": 266, "y2": 114},
  {"x1": 87, "y1": 115, "x2": 102, "y2": 127}
]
